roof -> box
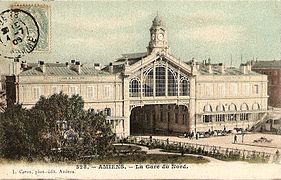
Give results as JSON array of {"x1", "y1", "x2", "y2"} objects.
[
  {"x1": 252, "y1": 60, "x2": 281, "y2": 69},
  {"x1": 20, "y1": 65, "x2": 110, "y2": 76},
  {"x1": 185, "y1": 61, "x2": 260, "y2": 76},
  {"x1": 103, "y1": 52, "x2": 148, "y2": 73},
  {"x1": 121, "y1": 52, "x2": 148, "y2": 60}
]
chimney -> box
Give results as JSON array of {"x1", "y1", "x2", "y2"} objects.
[
  {"x1": 109, "y1": 62, "x2": 113, "y2": 73},
  {"x1": 208, "y1": 57, "x2": 211, "y2": 64},
  {"x1": 125, "y1": 56, "x2": 129, "y2": 67},
  {"x1": 71, "y1": 60, "x2": 76, "y2": 64},
  {"x1": 240, "y1": 64, "x2": 247, "y2": 74},
  {"x1": 247, "y1": 62, "x2": 251, "y2": 72},
  {"x1": 38, "y1": 61, "x2": 46, "y2": 73},
  {"x1": 13, "y1": 58, "x2": 21, "y2": 75},
  {"x1": 191, "y1": 58, "x2": 198, "y2": 75},
  {"x1": 65, "y1": 62, "x2": 69, "y2": 68},
  {"x1": 75, "y1": 61, "x2": 81, "y2": 74},
  {"x1": 94, "y1": 63, "x2": 101, "y2": 70},
  {"x1": 207, "y1": 63, "x2": 212, "y2": 73},
  {"x1": 218, "y1": 63, "x2": 225, "y2": 74}
]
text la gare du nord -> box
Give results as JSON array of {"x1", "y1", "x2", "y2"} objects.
[{"x1": 94, "y1": 164, "x2": 189, "y2": 169}]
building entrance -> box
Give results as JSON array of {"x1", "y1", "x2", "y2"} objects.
[{"x1": 130, "y1": 104, "x2": 189, "y2": 136}]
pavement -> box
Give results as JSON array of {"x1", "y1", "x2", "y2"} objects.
[{"x1": 139, "y1": 133, "x2": 281, "y2": 154}]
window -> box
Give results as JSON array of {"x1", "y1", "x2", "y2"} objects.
[
  {"x1": 182, "y1": 114, "x2": 186, "y2": 124},
  {"x1": 203, "y1": 115, "x2": 212, "y2": 123},
  {"x1": 240, "y1": 113, "x2": 249, "y2": 121},
  {"x1": 240, "y1": 103, "x2": 249, "y2": 111},
  {"x1": 52, "y1": 86, "x2": 60, "y2": 94},
  {"x1": 242, "y1": 83, "x2": 250, "y2": 96},
  {"x1": 215, "y1": 114, "x2": 225, "y2": 122},
  {"x1": 156, "y1": 67, "x2": 165, "y2": 96},
  {"x1": 32, "y1": 87, "x2": 40, "y2": 100},
  {"x1": 69, "y1": 86, "x2": 78, "y2": 96},
  {"x1": 168, "y1": 70, "x2": 177, "y2": 96},
  {"x1": 144, "y1": 69, "x2": 153, "y2": 97},
  {"x1": 104, "y1": 85, "x2": 111, "y2": 98},
  {"x1": 252, "y1": 103, "x2": 260, "y2": 110},
  {"x1": 180, "y1": 79, "x2": 189, "y2": 96},
  {"x1": 129, "y1": 79, "x2": 140, "y2": 97},
  {"x1": 175, "y1": 113, "x2": 178, "y2": 123},
  {"x1": 104, "y1": 108, "x2": 111, "y2": 116},
  {"x1": 160, "y1": 112, "x2": 164, "y2": 122},
  {"x1": 253, "y1": 85, "x2": 258, "y2": 94},
  {"x1": 218, "y1": 83, "x2": 225, "y2": 97},
  {"x1": 87, "y1": 86, "x2": 94, "y2": 99},
  {"x1": 228, "y1": 103, "x2": 237, "y2": 111},
  {"x1": 203, "y1": 104, "x2": 212, "y2": 112},
  {"x1": 227, "y1": 114, "x2": 236, "y2": 121},
  {"x1": 230, "y1": 83, "x2": 238, "y2": 96}
]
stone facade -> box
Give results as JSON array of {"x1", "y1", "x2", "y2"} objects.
[
  {"x1": 251, "y1": 60, "x2": 281, "y2": 108},
  {"x1": 6, "y1": 16, "x2": 268, "y2": 137}
]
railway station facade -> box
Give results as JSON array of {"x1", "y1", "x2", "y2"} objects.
[{"x1": 6, "y1": 16, "x2": 268, "y2": 137}]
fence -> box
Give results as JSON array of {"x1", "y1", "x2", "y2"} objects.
[{"x1": 125, "y1": 136, "x2": 279, "y2": 163}]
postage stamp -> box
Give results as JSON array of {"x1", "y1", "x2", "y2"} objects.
[
  {"x1": 0, "y1": 9, "x2": 39, "y2": 59},
  {"x1": 11, "y1": 4, "x2": 51, "y2": 53},
  {"x1": 0, "y1": 4, "x2": 50, "y2": 59}
]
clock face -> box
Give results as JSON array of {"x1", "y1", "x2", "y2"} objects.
[
  {"x1": 158, "y1": 33, "x2": 164, "y2": 41},
  {"x1": 152, "y1": 34, "x2": 155, "y2": 40}
]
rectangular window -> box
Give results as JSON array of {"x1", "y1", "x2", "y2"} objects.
[
  {"x1": 32, "y1": 87, "x2": 41, "y2": 100},
  {"x1": 69, "y1": 86, "x2": 78, "y2": 96},
  {"x1": 104, "y1": 85, "x2": 111, "y2": 98},
  {"x1": 175, "y1": 113, "x2": 178, "y2": 123},
  {"x1": 230, "y1": 83, "x2": 238, "y2": 96},
  {"x1": 52, "y1": 86, "x2": 60, "y2": 94},
  {"x1": 218, "y1": 83, "x2": 225, "y2": 97},
  {"x1": 87, "y1": 86, "x2": 94, "y2": 99},
  {"x1": 253, "y1": 85, "x2": 259, "y2": 94},
  {"x1": 182, "y1": 114, "x2": 186, "y2": 125},
  {"x1": 242, "y1": 83, "x2": 250, "y2": 96},
  {"x1": 204, "y1": 83, "x2": 213, "y2": 97}
]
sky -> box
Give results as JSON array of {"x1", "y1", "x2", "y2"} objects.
[{"x1": 1, "y1": 1, "x2": 281, "y2": 67}]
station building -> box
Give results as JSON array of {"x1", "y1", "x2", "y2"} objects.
[{"x1": 6, "y1": 16, "x2": 268, "y2": 137}]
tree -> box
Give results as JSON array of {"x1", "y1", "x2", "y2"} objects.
[
  {"x1": 33, "y1": 92, "x2": 84, "y2": 132},
  {"x1": 0, "y1": 92, "x2": 115, "y2": 161},
  {"x1": 79, "y1": 111, "x2": 115, "y2": 157}
]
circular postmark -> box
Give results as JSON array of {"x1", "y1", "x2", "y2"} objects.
[{"x1": 0, "y1": 9, "x2": 39, "y2": 59}]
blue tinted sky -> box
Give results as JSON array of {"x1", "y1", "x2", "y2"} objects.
[{"x1": 1, "y1": 1, "x2": 281, "y2": 66}]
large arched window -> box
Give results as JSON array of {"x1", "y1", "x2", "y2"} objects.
[
  {"x1": 168, "y1": 70, "x2": 177, "y2": 96},
  {"x1": 156, "y1": 67, "x2": 165, "y2": 96},
  {"x1": 228, "y1": 103, "x2": 237, "y2": 111},
  {"x1": 203, "y1": 104, "x2": 212, "y2": 123},
  {"x1": 203, "y1": 104, "x2": 212, "y2": 112},
  {"x1": 240, "y1": 103, "x2": 249, "y2": 111},
  {"x1": 129, "y1": 79, "x2": 141, "y2": 97},
  {"x1": 216, "y1": 104, "x2": 225, "y2": 112},
  {"x1": 144, "y1": 69, "x2": 153, "y2": 96},
  {"x1": 180, "y1": 79, "x2": 189, "y2": 96},
  {"x1": 252, "y1": 103, "x2": 260, "y2": 110}
]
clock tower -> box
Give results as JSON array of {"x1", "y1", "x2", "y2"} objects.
[{"x1": 147, "y1": 15, "x2": 169, "y2": 54}]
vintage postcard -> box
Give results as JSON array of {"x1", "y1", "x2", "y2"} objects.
[{"x1": 0, "y1": 1, "x2": 281, "y2": 179}]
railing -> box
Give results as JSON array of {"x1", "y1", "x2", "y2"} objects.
[{"x1": 125, "y1": 136, "x2": 279, "y2": 163}]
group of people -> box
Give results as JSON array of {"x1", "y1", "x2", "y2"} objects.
[{"x1": 183, "y1": 131, "x2": 195, "y2": 139}]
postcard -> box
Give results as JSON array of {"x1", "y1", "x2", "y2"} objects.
[{"x1": 0, "y1": 1, "x2": 281, "y2": 179}]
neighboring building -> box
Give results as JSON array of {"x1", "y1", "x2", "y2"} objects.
[
  {"x1": 6, "y1": 16, "x2": 268, "y2": 137},
  {"x1": 252, "y1": 60, "x2": 281, "y2": 108}
]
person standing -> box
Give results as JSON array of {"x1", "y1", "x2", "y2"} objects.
[
  {"x1": 234, "y1": 135, "x2": 238, "y2": 143},
  {"x1": 242, "y1": 132, "x2": 245, "y2": 143}
]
